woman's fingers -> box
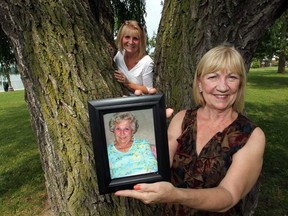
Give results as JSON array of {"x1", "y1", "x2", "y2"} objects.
[
  {"x1": 134, "y1": 89, "x2": 143, "y2": 95},
  {"x1": 114, "y1": 71, "x2": 126, "y2": 83},
  {"x1": 166, "y1": 108, "x2": 174, "y2": 118},
  {"x1": 148, "y1": 88, "x2": 157, "y2": 94}
]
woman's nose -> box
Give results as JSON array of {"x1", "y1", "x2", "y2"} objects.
[{"x1": 217, "y1": 79, "x2": 229, "y2": 91}]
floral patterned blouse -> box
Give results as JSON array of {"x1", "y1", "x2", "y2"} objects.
[
  {"x1": 108, "y1": 138, "x2": 158, "y2": 179},
  {"x1": 163, "y1": 108, "x2": 259, "y2": 216}
]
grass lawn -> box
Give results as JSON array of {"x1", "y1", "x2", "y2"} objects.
[
  {"x1": 0, "y1": 66, "x2": 287, "y2": 215},
  {"x1": 246, "y1": 67, "x2": 288, "y2": 215},
  {"x1": 0, "y1": 90, "x2": 47, "y2": 216}
]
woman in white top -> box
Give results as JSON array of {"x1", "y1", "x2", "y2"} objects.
[{"x1": 114, "y1": 20, "x2": 154, "y2": 95}]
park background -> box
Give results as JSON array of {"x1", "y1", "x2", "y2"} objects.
[
  {"x1": 1, "y1": 0, "x2": 288, "y2": 216},
  {"x1": 1, "y1": 67, "x2": 287, "y2": 216}
]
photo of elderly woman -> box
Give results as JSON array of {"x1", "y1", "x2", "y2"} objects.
[{"x1": 105, "y1": 111, "x2": 158, "y2": 179}]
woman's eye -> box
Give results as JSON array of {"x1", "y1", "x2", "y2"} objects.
[
  {"x1": 228, "y1": 75, "x2": 239, "y2": 80},
  {"x1": 207, "y1": 75, "x2": 217, "y2": 79}
]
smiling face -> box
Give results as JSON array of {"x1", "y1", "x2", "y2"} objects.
[
  {"x1": 121, "y1": 30, "x2": 140, "y2": 55},
  {"x1": 198, "y1": 69, "x2": 240, "y2": 111},
  {"x1": 116, "y1": 20, "x2": 146, "y2": 58},
  {"x1": 113, "y1": 120, "x2": 134, "y2": 146},
  {"x1": 193, "y1": 44, "x2": 247, "y2": 113}
]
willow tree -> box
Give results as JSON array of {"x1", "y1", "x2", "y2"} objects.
[
  {"x1": 0, "y1": 1, "x2": 141, "y2": 215},
  {"x1": 0, "y1": 27, "x2": 15, "y2": 91},
  {"x1": 1, "y1": 0, "x2": 288, "y2": 215},
  {"x1": 112, "y1": 0, "x2": 146, "y2": 30}
]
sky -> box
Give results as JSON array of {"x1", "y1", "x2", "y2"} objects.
[{"x1": 145, "y1": 0, "x2": 163, "y2": 37}]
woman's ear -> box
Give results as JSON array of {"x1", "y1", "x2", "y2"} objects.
[{"x1": 198, "y1": 82, "x2": 203, "y2": 93}]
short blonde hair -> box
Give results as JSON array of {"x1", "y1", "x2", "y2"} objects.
[
  {"x1": 116, "y1": 20, "x2": 146, "y2": 58},
  {"x1": 193, "y1": 44, "x2": 247, "y2": 113},
  {"x1": 109, "y1": 112, "x2": 139, "y2": 134}
]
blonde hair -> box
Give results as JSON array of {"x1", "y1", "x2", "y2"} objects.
[
  {"x1": 116, "y1": 20, "x2": 146, "y2": 58},
  {"x1": 193, "y1": 44, "x2": 247, "y2": 113}
]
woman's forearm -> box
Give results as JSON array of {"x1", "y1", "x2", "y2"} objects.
[
  {"x1": 124, "y1": 82, "x2": 149, "y2": 94},
  {"x1": 172, "y1": 186, "x2": 235, "y2": 212}
]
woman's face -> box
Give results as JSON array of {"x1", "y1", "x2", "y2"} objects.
[
  {"x1": 114, "y1": 120, "x2": 133, "y2": 145},
  {"x1": 199, "y1": 70, "x2": 240, "y2": 111},
  {"x1": 122, "y1": 30, "x2": 140, "y2": 54}
]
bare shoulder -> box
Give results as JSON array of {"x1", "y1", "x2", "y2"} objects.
[
  {"x1": 167, "y1": 110, "x2": 187, "y2": 165},
  {"x1": 168, "y1": 110, "x2": 187, "y2": 131},
  {"x1": 168, "y1": 110, "x2": 187, "y2": 143},
  {"x1": 168, "y1": 110, "x2": 186, "y2": 137},
  {"x1": 247, "y1": 127, "x2": 266, "y2": 151},
  {"x1": 252, "y1": 126, "x2": 265, "y2": 138},
  {"x1": 171, "y1": 110, "x2": 187, "y2": 123},
  {"x1": 237, "y1": 126, "x2": 265, "y2": 160}
]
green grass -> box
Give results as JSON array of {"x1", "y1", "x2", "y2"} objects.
[
  {"x1": 0, "y1": 67, "x2": 287, "y2": 215},
  {"x1": 246, "y1": 67, "x2": 288, "y2": 215},
  {"x1": 0, "y1": 91, "x2": 47, "y2": 216}
]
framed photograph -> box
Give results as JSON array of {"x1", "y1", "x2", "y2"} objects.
[{"x1": 88, "y1": 93, "x2": 170, "y2": 194}]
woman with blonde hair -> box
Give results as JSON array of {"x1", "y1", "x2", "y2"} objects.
[
  {"x1": 114, "y1": 20, "x2": 154, "y2": 95},
  {"x1": 115, "y1": 44, "x2": 266, "y2": 215}
]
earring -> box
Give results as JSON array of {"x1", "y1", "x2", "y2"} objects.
[{"x1": 199, "y1": 86, "x2": 202, "y2": 93}]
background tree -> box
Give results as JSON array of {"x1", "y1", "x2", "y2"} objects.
[
  {"x1": 111, "y1": 0, "x2": 146, "y2": 32},
  {"x1": 1, "y1": 0, "x2": 288, "y2": 215},
  {"x1": 147, "y1": 32, "x2": 157, "y2": 56},
  {"x1": 276, "y1": 13, "x2": 287, "y2": 73},
  {"x1": 254, "y1": 10, "x2": 288, "y2": 73},
  {"x1": 0, "y1": 27, "x2": 15, "y2": 91}
]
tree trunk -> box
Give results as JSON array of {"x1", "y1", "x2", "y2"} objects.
[
  {"x1": 1, "y1": 0, "x2": 288, "y2": 215},
  {"x1": 154, "y1": 0, "x2": 288, "y2": 112},
  {"x1": 277, "y1": 17, "x2": 287, "y2": 74},
  {"x1": 277, "y1": 50, "x2": 286, "y2": 73},
  {"x1": 0, "y1": 0, "x2": 155, "y2": 215},
  {"x1": 1, "y1": 62, "x2": 14, "y2": 91}
]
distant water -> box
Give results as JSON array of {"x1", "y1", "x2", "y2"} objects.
[{"x1": 0, "y1": 74, "x2": 24, "y2": 92}]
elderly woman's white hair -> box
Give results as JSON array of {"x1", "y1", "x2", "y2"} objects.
[{"x1": 109, "y1": 112, "x2": 139, "y2": 134}]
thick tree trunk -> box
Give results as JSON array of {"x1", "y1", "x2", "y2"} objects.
[
  {"x1": 0, "y1": 0, "x2": 155, "y2": 215},
  {"x1": 1, "y1": 0, "x2": 288, "y2": 215},
  {"x1": 154, "y1": 0, "x2": 288, "y2": 112}
]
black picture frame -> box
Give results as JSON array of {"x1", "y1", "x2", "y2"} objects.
[{"x1": 88, "y1": 93, "x2": 170, "y2": 195}]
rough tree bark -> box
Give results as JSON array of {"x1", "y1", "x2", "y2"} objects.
[
  {"x1": 154, "y1": 0, "x2": 288, "y2": 112},
  {"x1": 0, "y1": 0, "x2": 154, "y2": 215},
  {"x1": 1, "y1": 0, "x2": 288, "y2": 215}
]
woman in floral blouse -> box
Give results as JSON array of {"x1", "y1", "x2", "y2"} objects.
[{"x1": 115, "y1": 44, "x2": 266, "y2": 216}]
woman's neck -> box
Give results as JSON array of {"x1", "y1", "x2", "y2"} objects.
[
  {"x1": 124, "y1": 52, "x2": 142, "y2": 70},
  {"x1": 125, "y1": 51, "x2": 142, "y2": 59},
  {"x1": 198, "y1": 106, "x2": 237, "y2": 125},
  {"x1": 114, "y1": 140, "x2": 133, "y2": 152}
]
